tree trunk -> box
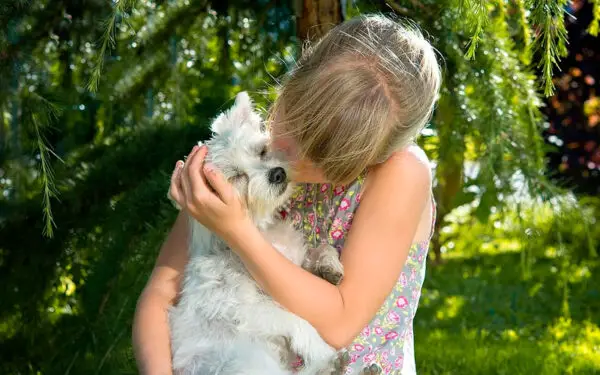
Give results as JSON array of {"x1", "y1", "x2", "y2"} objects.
[
  {"x1": 431, "y1": 153, "x2": 464, "y2": 264},
  {"x1": 295, "y1": 0, "x2": 343, "y2": 42},
  {"x1": 430, "y1": 91, "x2": 465, "y2": 265}
]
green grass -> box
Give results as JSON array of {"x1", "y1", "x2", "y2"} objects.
[
  {"x1": 414, "y1": 234, "x2": 600, "y2": 375},
  {"x1": 1, "y1": 124, "x2": 599, "y2": 374}
]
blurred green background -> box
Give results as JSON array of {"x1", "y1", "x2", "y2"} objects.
[{"x1": 1, "y1": 0, "x2": 599, "y2": 374}]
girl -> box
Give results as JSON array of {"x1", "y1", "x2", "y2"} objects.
[{"x1": 133, "y1": 14, "x2": 441, "y2": 375}]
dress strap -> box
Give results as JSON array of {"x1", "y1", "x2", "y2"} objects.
[{"x1": 428, "y1": 195, "x2": 437, "y2": 242}]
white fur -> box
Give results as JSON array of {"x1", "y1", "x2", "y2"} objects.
[{"x1": 169, "y1": 92, "x2": 337, "y2": 375}]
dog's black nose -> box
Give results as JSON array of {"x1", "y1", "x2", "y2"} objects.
[{"x1": 268, "y1": 167, "x2": 286, "y2": 184}]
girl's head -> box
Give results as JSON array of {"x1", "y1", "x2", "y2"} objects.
[{"x1": 269, "y1": 14, "x2": 441, "y2": 185}]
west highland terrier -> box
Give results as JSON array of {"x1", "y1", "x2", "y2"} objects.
[{"x1": 168, "y1": 92, "x2": 344, "y2": 375}]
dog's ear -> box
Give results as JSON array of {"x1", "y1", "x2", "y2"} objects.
[
  {"x1": 211, "y1": 91, "x2": 256, "y2": 134},
  {"x1": 232, "y1": 91, "x2": 253, "y2": 118}
]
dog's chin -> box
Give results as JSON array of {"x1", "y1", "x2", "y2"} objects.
[
  {"x1": 245, "y1": 191, "x2": 292, "y2": 226},
  {"x1": 246, "y1": 206, "x2": 283, "y2": 229},
  {"x1": 276, "y1": 183, "x2": 295, "y2": 207},
  {"x1": 276, "y1": 183, "x2": 291, "y2": 198}
]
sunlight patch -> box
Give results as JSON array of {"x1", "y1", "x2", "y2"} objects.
[
  {"x1": 435, "y1": 295, "x2": 466, "y2": 321},
  {"x1": 500, "y1": 329, "x2": 520, "y2": 342},
  {"x1": 547, "y1": 317, "x2": 600, "y2": 372}
]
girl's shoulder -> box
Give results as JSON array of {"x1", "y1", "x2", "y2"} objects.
[
  {"x1": 391, "y1": 144, "x2": 432, "y2": 177},
  {"x1": 364, "y1": 144, "x2": 432, "y2": 194},
  {"x1": 403, "y1": 143, "x2": 432, "y2": 171}
]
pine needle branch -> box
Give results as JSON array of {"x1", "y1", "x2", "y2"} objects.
[
  {"x1": 29, "y1": 91, "x2": 62, "y2": 119},
  {"x1": 23, "y1": 91, "x2": 63, "y2": 238},
  {"x1": 460, "y1": 0, "x2": 489, "y2": 59},
  {"x1": 88, "y1": 0, "x2": 138, "y2": 92},
  {"x1": 589, "y1": 0, "x2": 600, "y2": 36},
  {"x1": 527, "y1": 0, "x2": 569, "y2": 96},
  {"x1": 515, "y1": 0, "x2": 533, "y2": 64},
  {"x1": 32, "y1": 113, "x2": 57, "y2": 237}
]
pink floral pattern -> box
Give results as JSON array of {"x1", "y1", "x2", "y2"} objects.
[
  {"x1": 339, "y1": 198, "x2": 351, "y2": 210},
  {"x1": 284, "y1": 171, "x2": 434, "y2": 374},
  {"x1": 387, "y1": 310, "x2": 401, "y2": 324},
  {"x1": 396, "y1": 296, "x2": 409, "y2": 309}
]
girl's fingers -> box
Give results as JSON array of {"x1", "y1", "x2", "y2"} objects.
[
  {"x1": 203, "y1": 163, "x2": 233, "y2": 204},
  {"x1": 181, "y1": 145, "x2": 200, "y2": 203},
  {"x1": 188, "y1": 145, "x2": 210, "y2": 196},
  {"x1": 168, "y1": 160, "x2": 185, "y2": 205}
]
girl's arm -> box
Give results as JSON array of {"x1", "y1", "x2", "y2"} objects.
[
  {"x1": 132, "y1": 210, "x2": 189, "y2": 375},
  {"x1": 225, "y1": 150, "x2": 431, "y2": 349}
]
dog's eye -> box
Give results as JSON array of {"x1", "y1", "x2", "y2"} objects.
[
  {"x1": 259, "y1": 146, "x2": 268, "y2": 159},
  {"x1": 231, "y1": 169, "x2": 248, "y2": 181}
]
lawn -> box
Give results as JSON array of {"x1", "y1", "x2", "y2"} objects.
[{"x1": 415, "y1": 248, "x2": 600, "y2": 375}]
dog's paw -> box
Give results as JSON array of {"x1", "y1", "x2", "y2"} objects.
[
  {"x1": 359, "y1": 363, "x2": 383, "y2": 375},
  {"x1": 311, "y1": 244, "x2": 344, "y2": 286},
  {"x1": 317, "y1": 264, "x2": 344, "y2": 286}
]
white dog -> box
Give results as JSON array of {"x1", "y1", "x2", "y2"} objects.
[{"x1": 168, "y1": 92, "x2": 343, "y2": 375}]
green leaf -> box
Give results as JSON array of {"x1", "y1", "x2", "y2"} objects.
[
  {"x1": 474, "y1": 188, "x2": 498, "y2": 223},
  {"x1": 451, "y1": 189, "x2": 478, "y2": 208}
]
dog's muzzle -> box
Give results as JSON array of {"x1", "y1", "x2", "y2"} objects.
[{"x1": 268, "y1": 167, "x2": 287, "y2": 185}]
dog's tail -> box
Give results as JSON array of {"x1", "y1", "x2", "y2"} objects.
[{"x1": 174, "y1": 339, "x2": 292, "y2": 375}]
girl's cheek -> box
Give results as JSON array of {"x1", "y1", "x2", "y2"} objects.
[
  {"x1": 272, "y1": 136, "x2": 299, "y2": 161},
  {"x1": 271, "y1": 137, "x2": 286, "y2": 153}
]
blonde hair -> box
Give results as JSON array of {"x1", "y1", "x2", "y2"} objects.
[{"x1": 269, "y1": 14, "x2": 442, "y2": 185}]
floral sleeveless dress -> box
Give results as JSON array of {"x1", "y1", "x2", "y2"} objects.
[{"x1": 280, "y1": 171, "x2": 434, "y2": 374}]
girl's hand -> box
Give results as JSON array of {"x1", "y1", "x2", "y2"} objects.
[{"x1": 168, "y1": 144, "x2": 251, "y2": 240}]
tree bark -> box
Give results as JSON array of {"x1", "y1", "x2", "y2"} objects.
[
  {"x1": 295, "y1": 0, "x2": 343, "y2": 42},
  {"x1": 430, "y1": 90, "x2": 465, "y2": 265}
]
